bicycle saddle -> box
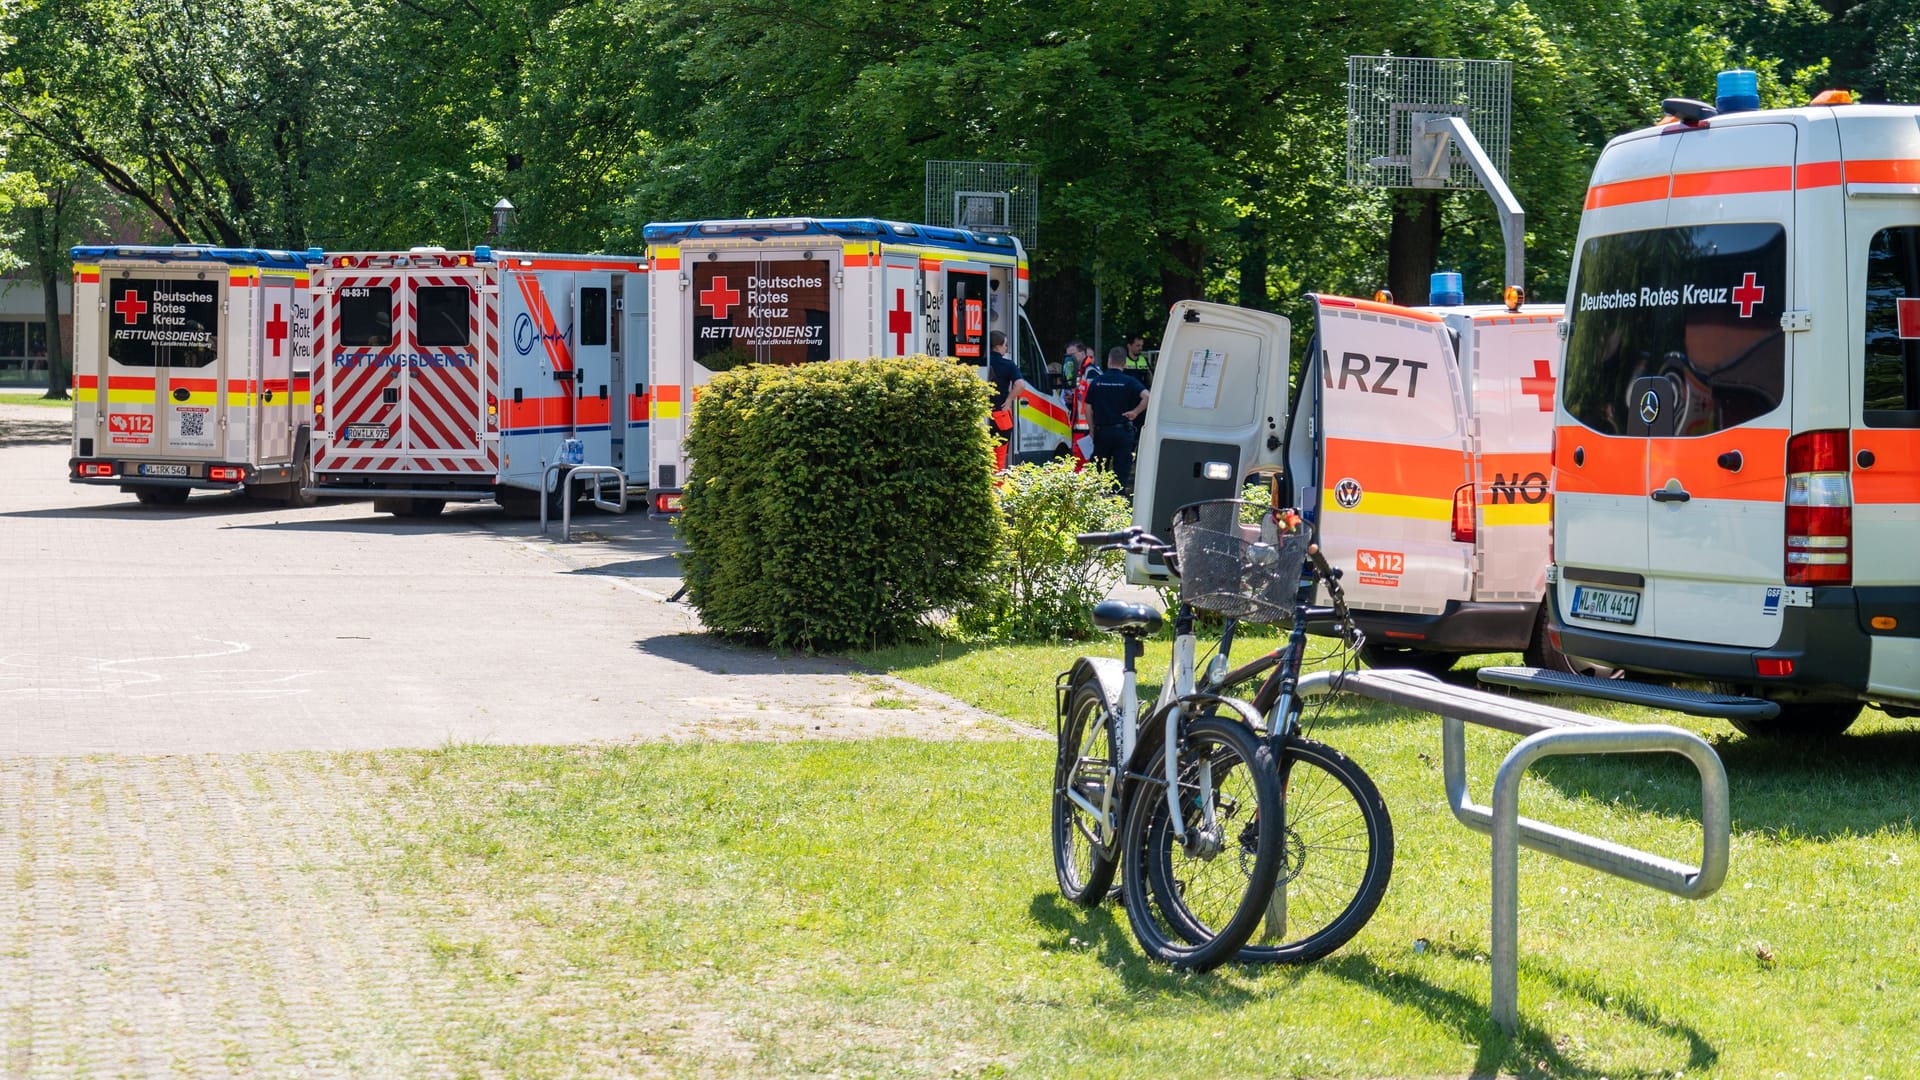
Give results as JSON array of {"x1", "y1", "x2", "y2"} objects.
[{"x1": 1092, "y1": 600, "x2": 1164, "y2": 636}]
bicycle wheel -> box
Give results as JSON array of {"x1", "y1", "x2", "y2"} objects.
[
  {"x1": 1052, "y1": 681, "x2": 1119, "y2": 906},
  {"x1": 1154, "y1": 735, "x2": 1393, "y2": 964},
  {"x1": 1119, "y1": 714, "x2": 1282, "y2": 971}
]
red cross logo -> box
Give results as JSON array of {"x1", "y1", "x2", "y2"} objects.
[
  {"x1": 888, "y1": 288, "x2": 913, "y2": 354},
  {"x1": 1897, "y1": 297, "x2": 1920, "y2": 340},
  {"x1": 1520, "y1": 358, "x2": 1556, "y2": 412},
  {"x1": 699, "y1": 276, "x2": 741, "y2": 320},
  {"x1": 1731, "y1": 272, "x2": 1765, "y2": 318},
  {"x1": 114, "y1": 289, "x2": 148, "y2": 324},
  {"x1": 265, "y1": 302, "x2": 288, "y2": 357}
]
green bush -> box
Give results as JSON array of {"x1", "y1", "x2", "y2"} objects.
[
  {"x1": 956, "y1": 458, "x2": 1130, "y2": 642},
  {"x1": 677, "y1": 357, "x2": 1004, "y2": 651}
]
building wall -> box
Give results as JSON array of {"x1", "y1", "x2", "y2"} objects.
[{"x1": 0, "y1": 277, "x2": 74, "y2": 387}]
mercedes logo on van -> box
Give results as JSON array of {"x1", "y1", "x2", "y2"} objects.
[
  {"x1": 1639, "y1": 390, "x2": 1661, "y2": 425},
  {"x1": 1334, "y1": 478, "x2": 1363, "y2": 509}
]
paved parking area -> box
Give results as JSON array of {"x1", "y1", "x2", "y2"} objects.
[
  {"x1": 0, "y1": 402, "x2": 1011, "y2": 1078},
  {"x1": 0, "y1": 403, "x2": 1003, "y2": 754}
]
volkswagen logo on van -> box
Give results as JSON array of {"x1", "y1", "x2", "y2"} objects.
[
  {"x1": 1639, "y1": 390, "x2": 1661, "y2": 425},
  {"x1": 1334, "y1": 477, "x2": 1363, "y2": 509}
]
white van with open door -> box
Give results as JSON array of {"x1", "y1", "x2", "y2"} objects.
[{"x1": 1133, "y1": 295, "x2": 1580, "y2": 672}]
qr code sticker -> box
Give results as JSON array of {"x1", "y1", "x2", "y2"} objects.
[{"x1": 179, "y1": 411, "x2": 205, "y2": 438}]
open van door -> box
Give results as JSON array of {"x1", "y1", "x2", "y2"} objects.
[
  {"x1": 1129, "y1": 301, "x2": 1290, "y2": 584},
  {"x1": 1303, "y1": 296, "x2": 1474, "y2": 621}
]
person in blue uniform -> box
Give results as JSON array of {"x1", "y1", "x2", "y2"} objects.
[{"x1": 1085, "y1": 346, "x2": 1150, "y2": 493}]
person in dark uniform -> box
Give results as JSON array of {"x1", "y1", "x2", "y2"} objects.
[
  {"x1": 986, "y1": 330, "x2": 1027, "y2": 469},
  {"x1": 1086, "y1": 345, "x2": 1150, "y2": 493}
]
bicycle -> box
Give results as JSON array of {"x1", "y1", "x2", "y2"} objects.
[
  {"x1": 1052, "y1": 522, "x2": 1287, "y2": 971},
  {"x1": 1161, "y1": 498, "x2": 1395, "y2": 964}
]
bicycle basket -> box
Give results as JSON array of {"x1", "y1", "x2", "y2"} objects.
[{"x1": 1170, "y1": 499, "x2": 1311, "y2": 624}]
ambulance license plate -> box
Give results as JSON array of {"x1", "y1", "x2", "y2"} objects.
[
  {"x1": 138, "y1": 463, "x2": 189, "y2": 477},
  {"x1": 1571, "y1": 585, "x2": 1639, "y2": 625},
  {"x1": 344, "y1": 424, "x2": 389, "y2": 441}
]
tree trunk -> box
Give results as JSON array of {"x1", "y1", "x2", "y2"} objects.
[
  {"x1": 1237, "y1": 221, "x2": 1268, "y2": 311},
  {"x1": 1158, "y1": 236, "x2": 1205, "y2": 312},
  {"x1": 1387, "y1": 190, "x2": 1443, "y2": 305},
  {"x1": 27, "y1": 205, "x2": 71, "y2": 400}
]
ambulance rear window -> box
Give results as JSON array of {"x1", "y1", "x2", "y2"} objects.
[
  {"x1": 339, "y1": 287, "x2": 393, "y2": 347},
  {"x1": 416, "y1": 285, "x2": 470, "y2": 347},
  {"x1": 1863, "y1": 225, "x2": 1920, "y2": 426},
  {"x1": 1563, "y1": 223, "x2": 1786, "y2": 438}
]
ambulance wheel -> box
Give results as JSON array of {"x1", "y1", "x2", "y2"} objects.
[
  {"x1": 1523, "y1": 603, "x2": 1618, "y2": 678},
  {"x1": 282, "y1": 458, "x2": 318, "y2": 509},
  {"x1": 1725, "y1": 700, "x2": 1863, "y2": 740},
  {"x1": 134, "y1": 488, "x2": 190, "y2": 507},
  {"x1": 1358, "y1": 643, "x2": 1456, "y2": 675}
]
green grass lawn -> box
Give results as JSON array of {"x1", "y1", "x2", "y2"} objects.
[
  {"x1": 365, "y1": 638, "x2": 1919, "y2": 1078},
  {"x1": 0, "y1": 391, "x2": 69, "y2": 407}
]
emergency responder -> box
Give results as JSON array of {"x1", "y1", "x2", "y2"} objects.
[
  {"x1": 987, "y1": 330, "x2": 1027, "y2": 469},
  {"x1": 1086, "y1": 345, "x2": 1149, "y2": 493},
  {"x1": 988, "y1": 330, "x2": 1025, "y2": 413}
]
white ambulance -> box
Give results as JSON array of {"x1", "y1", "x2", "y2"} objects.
[
  {"x1": 641, "y1": 217, "x2": 1068, "y2": 514},
  {"x1": 1131, "y1": 292, "x2": 1583, "y2": 671},
  {"x1": 306, "y1": 247, "x2": 649, "y2": 516},
  {"x1": 1550, "y1": 82, "x2": 1920, "y2": 735},
  {"x1": 68, "y1": 244, "x2": 317, "y2": 506}
]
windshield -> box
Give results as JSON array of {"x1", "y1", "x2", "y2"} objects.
[{"x1": 1562, "y1": 222, "x2": 1787, "y2": 437}]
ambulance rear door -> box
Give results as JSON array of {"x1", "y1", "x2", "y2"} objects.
[
  {"x1": 1308, "y1": 296, "x2": 1473, "y2": 617},
  {"x1": 100, "y1": 264, "x2": 226, "y2": 473},
  {"x1": 253, "y1": 272, "x2": 300, "y2": 464},
  {"x1": 319, "y1": 270, "x2": 407, "y2": 471},
  {"x1": 877, "y1": 251, "x2": 924, "y2": 358},
  {"x1": 1128, "y1": 301, "x2": 1290, "y2": 584},
  {"x1": 1841, "y1": 111, "x2": 1920, "y2": 701},
  {"x1": 1460, "y1": 309, "x2": 1561, "y2": 603},
  {"x1": 401, "y1": 266, "x2": 486, "y2": 470},
  {"x1": 621, "y1": 269, "x2": 650, "y2": 480}
]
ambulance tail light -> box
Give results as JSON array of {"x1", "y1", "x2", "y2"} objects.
[
  {"x1": 77, "y1": 462, "x2": 116, "y2": 478},
  {"x1": 1450, "y1": 483, "x2": 1476, "y2": 544},
  {"x1": 1785, "y1": 429, "x2": 1851, "y2": 586},
  {"x1": 209, "y1": 465, "x2": 244, "y2": 482},
  {"x1": 654, "y1": 491, "x2": 683, "y2": 514}
]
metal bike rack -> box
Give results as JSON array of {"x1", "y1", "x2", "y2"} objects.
[
  {"x1": 540, "y1": 462, "x2": 628, "y2": 541},
  {"x1": 1296, "y1": 668, "x2": 1730, "y2": 1034}
]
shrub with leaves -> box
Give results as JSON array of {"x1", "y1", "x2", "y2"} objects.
[
  {"x1": 956, "y1": 458, "x2": 1131, "y2": 642},
  {"x1": 677, "y1": 357, "x2": 1004, "y2": 651}
]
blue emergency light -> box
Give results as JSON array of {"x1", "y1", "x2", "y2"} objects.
[
  {"x1": 1716, "y1": 69, "x2": 1759, "y2": 114},
  {"x1": 1430, "y1": 271, "x2": 1464, "y2": 306}
]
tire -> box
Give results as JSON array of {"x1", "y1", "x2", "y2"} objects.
[
  {"x1": 282, "y1": 455, "x2": 318, "y2": 508},
  {"x1": 1522, "y1": 602, "x2": 1617, "y2": 678},
  {"x1": 1154, "y1": 735, "x2": 1394, "y2": 964},
  {"x1": 1120, "y1": 715, "x2": 1283, "y2": 971},
  {"x1": 1359, "y1": 642, "x2": 1457, "y2": 675},
  {"x1": 134, "y1": 488, "x2": 190, "y2": 506},
  {"x1": 1052, "y1": 681, "x2": 1120, "y2": 907},
  {"x1": 1726, "y1": 699, "x2": 1863, "y2": 739}
]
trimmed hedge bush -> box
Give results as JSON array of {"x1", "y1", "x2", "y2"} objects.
[{"x1": 677, "y1": 357, "x2": 1004, "y2": 651}]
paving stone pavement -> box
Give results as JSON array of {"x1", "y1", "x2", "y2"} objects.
[{"x1": 0, "y1": 402, "x2": 1024, "y2": 1077}]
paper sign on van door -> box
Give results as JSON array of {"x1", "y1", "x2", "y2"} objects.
[{"x1": 1181, "y1": 349, "x2": 1226, "y2": 409}]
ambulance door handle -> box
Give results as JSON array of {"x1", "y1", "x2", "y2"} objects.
[
  {"x1": 1650, "y1": 487, "x2": 1692, "y2": 503},
  {"x1": 599, "y1": 385, "x2": 607, "y2": 400}
]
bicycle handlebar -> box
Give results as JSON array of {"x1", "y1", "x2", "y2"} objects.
[{"x1": 1075, "y1": 526, "x2": 1174, "y2": 561}]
